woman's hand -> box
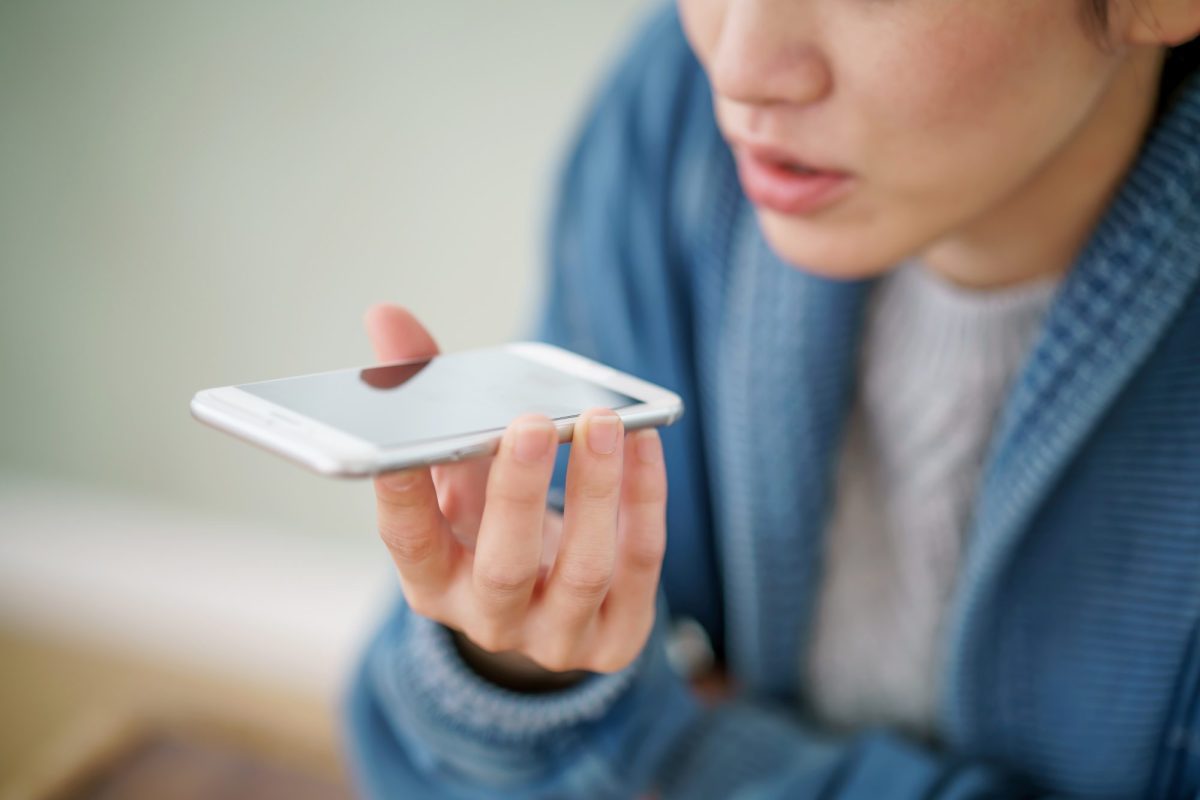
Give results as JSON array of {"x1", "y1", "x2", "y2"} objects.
[{"x1": 365, "y1": 304, "x2": 668, "y2": 681}]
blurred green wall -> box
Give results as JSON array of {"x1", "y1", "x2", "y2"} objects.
[{"x1": 0, "y1": 1, "x2": 650, "y2": 540}]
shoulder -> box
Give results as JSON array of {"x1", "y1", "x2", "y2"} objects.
[
  {"x1": 576, "y1": 4, "x2": 707, "y2": 152},
  {"x1": 542, "y1": 4, "x2": 735, "y2": 362},
  {"x1": 557, "y1": 3, "x2": 729, "y2": 228}
]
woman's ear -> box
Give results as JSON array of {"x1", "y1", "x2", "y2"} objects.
[{"x1": 1118, "y1": 0, "x2": 1200, "y2": 46}]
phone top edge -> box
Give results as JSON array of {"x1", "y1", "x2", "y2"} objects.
[
  {"x1": 193, "y1": 393, "x2": 681, "y2": 479},
  {"x1": 189, "y1": 343, "x2": 684, "y2": 478}
]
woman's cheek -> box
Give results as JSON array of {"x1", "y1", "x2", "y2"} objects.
[
  {"x1": 850, "y1": 11, "x2": 1071, "y2": 215},
  {"x1": 676, "y1": 0, "x2": 721, "y2": 66}
]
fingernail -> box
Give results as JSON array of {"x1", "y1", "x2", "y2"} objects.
[
  {"x1": 587, "y1": 414, "x2": 620, "y2": 455},
  {"x1": 514, "y1": 422, "x2": 553, "y2": 463},
  {"x1": 635, "y1": 430, "x2": 661, "y2": 465}
]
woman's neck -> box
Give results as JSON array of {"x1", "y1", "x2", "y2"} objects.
[{"x1": 921, "y1": 46, "x2": 1166, "y2": 290}]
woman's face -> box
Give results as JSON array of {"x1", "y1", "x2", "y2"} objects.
[{"x1": 677, "y1": 0, "x2": 1138, "y2": 279}]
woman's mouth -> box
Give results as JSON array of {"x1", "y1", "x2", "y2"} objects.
[{"x1": 733, "y1": 144, "x2": 855, "y2": 216}]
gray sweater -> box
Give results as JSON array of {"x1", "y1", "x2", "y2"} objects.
[{"x1": 807, "y1": 262, "x2": 1058, "y2": 738}]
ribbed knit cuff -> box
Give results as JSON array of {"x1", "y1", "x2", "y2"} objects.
[{"x1": 378, "y1": 612, "x2": 639, "y2": 746}]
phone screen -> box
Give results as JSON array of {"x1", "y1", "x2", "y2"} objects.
[{"x1": 238, "y1": 349, "x2": 638, "y2": 447}]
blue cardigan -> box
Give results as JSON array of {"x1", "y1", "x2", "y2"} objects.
[{"x1": 345, "y1": 8, "x2": 1200, "y2": 798}]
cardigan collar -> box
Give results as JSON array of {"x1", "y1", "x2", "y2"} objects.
[
  {"x1": 712, "y1": 219, "x2": 866, "y2": 701},
  {"x1": 712, "y1": 71, "x2": 1200, "y2": 708},
  {"x1": 943, "y1": 72, "x2": 1200, "y2": 742}
]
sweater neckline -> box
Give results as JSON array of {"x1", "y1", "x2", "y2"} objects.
[{"x1": 885, "y1": 260, "x2": 1060, "y2": 324}]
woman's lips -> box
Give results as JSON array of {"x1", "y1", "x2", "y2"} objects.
[{"x1": 733, "y1": 145, "x2": 854, "y2": 216}]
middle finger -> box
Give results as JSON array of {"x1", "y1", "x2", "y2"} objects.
[
  {"x1": 540, "y1": 409, "x2": 624, "y2": 633},
  {"x1": 471, "y1": 415, "x2": 558, "y2": 646}
]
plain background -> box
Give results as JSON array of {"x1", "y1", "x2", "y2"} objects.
[
  {"x1": 0, "y1": 0, "x2": 651, "y2": 542},
  {"x1": 0, "y1": 9, "x2": 660, "y2": 766}
]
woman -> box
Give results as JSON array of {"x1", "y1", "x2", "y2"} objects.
[{"x1": 345, "y1": 1, "x2": 1200, "y2": 797}]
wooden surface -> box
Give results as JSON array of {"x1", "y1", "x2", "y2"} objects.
[
  {"x1": 49, "y1": 729, "x2": 350, "y2": 800},
  {"x1": 0, "y1": 629, "x2": 353, "y2": 800}
]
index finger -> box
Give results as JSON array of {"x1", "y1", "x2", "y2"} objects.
[{"x1": 375, "y1": 467, "x2": 464, "y2": 612}]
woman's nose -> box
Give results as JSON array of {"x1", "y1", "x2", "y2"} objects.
[{"x1": 707, "y1": 1, "x2": 832, "y2": 108}]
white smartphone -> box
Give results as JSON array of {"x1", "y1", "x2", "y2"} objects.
[{"x1": 190, "y1": 342, "x2": 684, "y2": 477}]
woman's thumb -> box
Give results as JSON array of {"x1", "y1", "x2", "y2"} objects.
[{"x1": 363, "y1": 304, "x2": 440, "y2": 363}]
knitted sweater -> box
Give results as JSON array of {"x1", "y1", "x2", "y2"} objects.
[
  {"x1": 807, "y1": 263, "x2": 1059, "y2": 739},
  {"x1": 344, "y1": 7, "x2": 1200, "y2": 798}
]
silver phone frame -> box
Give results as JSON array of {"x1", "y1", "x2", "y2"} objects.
[{"x1": 190, "y1": 342, "x2": 684, "y2": 478}]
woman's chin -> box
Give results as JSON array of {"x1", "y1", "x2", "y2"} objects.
[{"x1": 758, "y1": 211, "x2": 910, "y2": 281}]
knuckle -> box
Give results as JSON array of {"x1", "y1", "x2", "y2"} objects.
[
  {"x1": 623, "y1": 533, "x2": 666, "y2": 572},
  {"x1": 576, "y1": 475, "x2": 621, "y2": 505},
  {"x1": 556, "y1": 562, "x2": 612, "y2": 604},
  {"x1": 474, "y1": 563, "x2": 537, "y2": 602},
  {"x1": 379, "y1": 522, "x2": 438, "y2": 566}
]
